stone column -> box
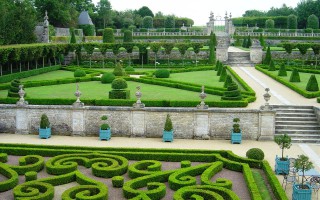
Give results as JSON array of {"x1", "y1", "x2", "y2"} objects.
[
  {"x1": 15, "y1": 108, "x2": 29, "y2": 134},
  {"x1": 131, "y1": 111, "x2": 146, "y2": 137},
  {"x1": 216, "y1": 46, "x2": 228, "y2": 62},
  {"x1": 258, "y1": 110, "x2": 276, "y2": 141},
  {"x1": 72, "y1": 109, "x2": 85, "y2": 136},
  {"x1": 250, "y1": 40, "x2": 263, "y2": 64},
  {"x1": 194, "y1": 113, "x2": 210, "y2": 140}
]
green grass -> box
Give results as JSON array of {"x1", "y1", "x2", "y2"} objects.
[
  {"x1": 98, "y1": 68, "x2": 157, "y2": 73},
  {"x1": 20, "y1": 70, "x2": 74, "y2": 82},
  {"x1": 0, "y1": 90, "x2": 7, "y2": 98},
  {"x1": 252, "y1": 169, "x2": 273, "y2": 200},
  {"x1": 268, "y1": 70, "x2": 320, "y2": 91},
  {"x1": 169, "y1": 70, "x2": 224, "y2": 88},
  {"x1": 24, "y1": 81, "x2": 221, "y2": 101}
]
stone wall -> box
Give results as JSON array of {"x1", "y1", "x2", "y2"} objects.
[
  {"x1": 0, "y1": 104, "x2": 275, "y2": 141},
  {"x1": 264, "y1": 51, "x2": 317, "y2": 60}
]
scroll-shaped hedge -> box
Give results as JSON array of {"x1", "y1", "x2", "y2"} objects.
[
  {"x1": 168, "y1": 163, "x2": 212, "y2": 191},
  {"x1": 129, "y1": 160, "x2": 162, "y2": 178},
  {"x1": 200, "y1": 161, "x2": 232, "y2": 189},
  {"x1": 123, "y1": 169, "x2": 176, "y2": 200},
  {"x1": 0, "y1": 153, "x2": 8, "y2": 162},
  {"x1": 0, "y1": 162, "x2": 19, "y2": 192},
  {"x1": 13, "y1": 181, "x2": 54, "y2": 200},
  {"x1": 9, "y1": 155, "x2": 44, "y2": 175},
  {"x1": 46, "y1": 153, "x2": 128, "y2": 177},
  {"x1": 173, "y1": 185, "x2": 240, "y2": 200}
]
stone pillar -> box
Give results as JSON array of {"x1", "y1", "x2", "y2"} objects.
[
  {"x1": 194, "y1": 113, "x2": 210, "y2": 140},
  {"x1": 42, "y1": 11, "x2": 50, "y2": 43},
  {"x1": 131, "y1": 111, "x2": 145, "y2": 137},
  {"x1": 258, "y1": 110, "x2": 276, "y2": 141},
  {"x1": 216, "y1": 46, "x2": 228, "y2": 62},
  {"x1": 72, "y1": 109, "x2": 85, "y2": 136},
  {"x1": 250, "y1": 40, "x2": 263, "y2": 64},
  {"x1": 15, "y1": 108, "x2": 29, "y2": 134}
]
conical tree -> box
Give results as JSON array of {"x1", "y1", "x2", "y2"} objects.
[
  {"x1": 263, "y1": 45, "x2": 272, "y2": 65},
  {"x1": 246, "y1": 35, "x2": 252, "y2": 48},
  {"x1": 113, "y1": 62, "x2": 126, "y2": 76},
  {"x1": 208, "y1": 32, "x2": 217, "y2": 64},
  {"x1": 242, "y1": 38, "x2": 247, "y2": 48},
  {"x1": 289, "y1": 68, "x2": 301, "y2": 82},
  {"x1": 8, "y1": 79, "x2": 25, "y2": 98},
  {"x1": 224, "y1": 74, "x2": 233, "y2": 88},
  {"x1": 70, "y1": 28, "x2": 77, "y2": 44},
  {"x1": 217, "y1": 63, "x2": 223, "y2": 76},
  {"x1": 259, "y1": 33, "x2": 266, "y2": 50},
  {"x1": 219, "y1": 66, "x2": 227, "y2": 82},
  {"x1": 215, "y1": 60, "x2": 220, "y2": 71},
  {"x1": 278, "y1": 63, "x2": 287, "y2": 76},
  {"x1": 268, "y1": 60, "x2": 276, "y2": 71},
  {"x1": 306, "y1": 75, "x2": 319, "y2": 92},
  {"x1": 221, "y1": 82, "x2": 242, "y2": 100}
]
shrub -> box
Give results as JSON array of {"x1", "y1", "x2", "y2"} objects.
[
  {"x1": 306, "y1": 74, "x2": 319, "y2": 92},
  {"x1": 155, "y1": 69, "x2": 170, "y2": 78},
  {"x1": 287, "y1": 14, "x2": 297, "y2": 29},
  {"x1": 125, "y1": 66, "x2": 135, "y2": 72},
  {"x1": 79, "y1": 24, "x2": 95, "y2": 36},
  {"x1": 221, "y1": 83, "x2": 242, "y2": 101},
  {"x1": 0, "y1": 153, "x2": 8, "y2": 163},
  {"x1": 259, "y1": 33, "x2": 266, "y2": 50},
  {"x1": 142, "y1": 16, "x2": 153, "y2": 28},
  {"x1": 113, "y1": 63, "x2": 126, "y2": 76},
  {"x1": 70, "y1": 28, "x2": 76, "y2": 44},
  {"x1": 219, "y1": 66, "x2": 227, "y2": 82},
  {"x1": 268, "y1": 60, "x2": 276, "y2": 71},
  {"x1": 217, "y1": 63, "x2": 223, "y2": 76},
  {"x1": 307, "y1": 14, "x2": 319, "y2": 30},
  {"x1": 246, "y1": 35, "x2": 252, "y2": 48},
  {"x1": 263, "y1": 45, "x2": 271, "y2": 65},
  {"x1": 164, "y1": 114, "x2": 173, "y2": 131},
  {"x1": 101, "y1": 73, "x2": 115, "y2": 84},
  {"x1": 112, "y1": 176, "x2": 124, "y2": 188},
  {"x1": 278, "y1": 63, "x2": 287, "y2": 76},
  {"x1": 246, "y1": 148, "x2": 265, "y2": 160},
  {"x1": 289, "y1": 68, "x2": 300, "y2": 82},
  {"x1": 111, "y1": 78, "x2": 128, "y2": 89},
  {"x1": 123, "y1": 30, "x2": 133, "y2": 43},
  {"x1": 7, "y1": 79, "x2": 23, "y2": 98},
  {"x1": 265, "y1": 19, "x2": 275, "y2": 29},
  {"x1": 25, "y1": 171, "x2": 37, "y2": 182},
  {"x1": 40, "y1": 114, "x2": 50, "y2": 129},
  {"x1": 232, "y1": 118, "x2": 241, "y2": 133},
  {"x1": 109, "y1": 90, "x2": 130, "y2": 99},
  {"x1": 100, "y1": 115, "x2": 110, "y2": 130},
  {"x1": 242, "y1": 38, "x2": 247, "y2": 48},
  {"x1": 74, "y1": 69, "x2": 86, "y2": 77},
  {"x1": 224, "y1": 75, "x2": 233, "y2": 88},
  {"x1": 103, "y1": 28, "x2": 115, "y2": 43},
  {"x1": 181, "y1": 160, "x2": 191, "y2": 168}
]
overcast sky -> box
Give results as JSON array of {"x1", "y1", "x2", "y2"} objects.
[{"x1": 92, "y1": 0, "x2": 301, "y2": 25}]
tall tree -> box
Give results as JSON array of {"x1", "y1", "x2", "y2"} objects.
[
  {"x1": 266, "y1": 4, "x2": 296, "y2": 16},
  {"x1": 165, "y1": 15, "x2": 175, "y2": 28},
  {"x1": 296, "y1": 0, "x2": 320, "y2": 28},
  {"x1": 242, "y1": 10, "x2": 266, "y2": 17},
  {"x1": 97, "y1": 0, "x2": 112, "y2": 28},
  {"x1": 136, "y1": 6, "x2": 154, "y2": 18},
  {"x1": 142, "y1": 16, "x2": 153, "y2": 28}
]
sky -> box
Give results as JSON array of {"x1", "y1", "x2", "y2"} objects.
[{"x1": 92, "y1": 0, "x2": 301, "y2": 25}]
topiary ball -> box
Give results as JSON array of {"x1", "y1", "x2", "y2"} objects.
[
  {"x1": 74, "y1": 69, "x2": 86, "y2": 77},
  {"x1": 246, "y1": 148, "x2": 265, "y2": 160},
  {"x1": 101, "y1": 72, "x2": 115, "y2": 84},
  {"x1": 154, "y1": 69, "x2": 170, "y2": 78},
  {"x1": 111, "y1": 78, "x2": 128, "y2": 90}
]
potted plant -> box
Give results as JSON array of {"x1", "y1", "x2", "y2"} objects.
[
  {"x1": 292, "y1": 154, "x2": 313, "y2": 200},
  {"x1": 99, "y1": 115, "x2": 111, "y2": 140},
  {"x1": 39, "y1": 114, "x2": 51, "y2": 139},
  {"x1": 274, "y1": 134, "x2": 292, "y2": 174},
  {"x1": 163, "y1": 114, "x2": 173, "y2": 142},
  {"x1": 231, "y1": 118, "x2": 242, "y2": 144}
]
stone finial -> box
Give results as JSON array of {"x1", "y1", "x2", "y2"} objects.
[
  {"x1": 261, "y1": 88, "x2": 272, "y2": 110},
  {"x1": 44, "y1": 11, "x2": 49, "y2": 27},
  {"x1": 225, "y1": 11, "x2": 228, "y2": 19},
  {"x1": 16, "y1": 85, "x2": 28, "y2": 106},
  {"x1": 197, "y1": 86, "x2": 208, "y2": 109},
  {"x1": 73, "y1": 83, "x2": 84, "y2": 107},
  {"x1": 209, "y1": 12, "x2": 214, "y2": 21},
  {"x1": 229, "y1": 12, "x2": 232, "y2": 19},
  {"x1": 133, "y1": 86, "x2": 145, "y2": 109}
]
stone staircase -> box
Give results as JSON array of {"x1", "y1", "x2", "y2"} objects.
[
  {"x1": 226, "y1": 52, "x2": 254, "y2": 67},
  {"x1": 273, "y1": 105, "x2": 320, "y2": 143}
]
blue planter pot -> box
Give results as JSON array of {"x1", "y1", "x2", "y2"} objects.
[
  {"x1": 292, "y1": 183, "x2": 312, "y2": 200},
  {"x1": 100, "y1": 128, "x2": 111, "y2": 141},
  {"x1": 163, "y1": 130, "x2": 173, "y2": 142},
  {"x1": 231, "y1": 130, "x2": 242, "y2": 144},
  {"x1": 275, "y1": 156, "x2": 290, "y2": 175},
  {"x1": 39, "y1": 128, "x2": 51, "y2": 139}
]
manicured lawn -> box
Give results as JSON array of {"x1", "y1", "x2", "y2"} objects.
[
  {"x1": 169, "y1": 70, "x2": 224, "y2": 88},
  {"x1": 21, "y1": 70, "x2": 74, "y2": 82},
  {"x1": 24, "y1": 81, "x2": 221, "y2": 101},
  {"x1": 98, "y1": 68, "x2": 157, "y2": 73},
  {"x1": 0, "y1": 90, "x2": 7, "y2": 98},
  {"x1": 268, "y1": 70, "x2": 320, "y2": 91}
]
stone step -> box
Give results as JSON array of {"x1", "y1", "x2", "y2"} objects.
[
  {"x1": 276, "y1": 121, "x2": 319, "y2": 126},
  {"x1": 275, "y1": 124, "x2": 320, "y2": 130},
  {"x1": 228, "y1": 52, "x2": 250, "y2": 56},
  {"x1": 291, "y1": 138, "x2": 320, "y2": 143},
  {"x1": 276, "y1": 113, "x2": 316, "y2": 118},
  {"x1": 275, "y1": 109, "x2": 314, "y2": 114},
  {"x1": 275, "y1": 117, "x2": 318, "y2": 121},
  {"x1": 272, "y1": 105, "x2": 314, "y2": 110},
  {"x1": 276, "y1": 129, "x2": 320, "y2": 135}
]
